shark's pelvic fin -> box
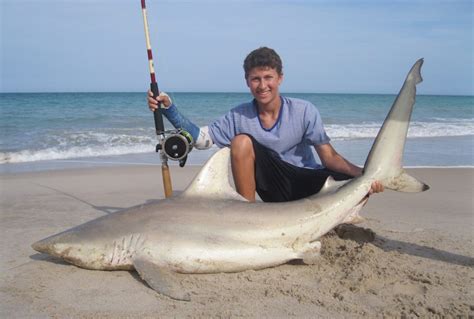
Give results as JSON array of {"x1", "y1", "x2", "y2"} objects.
[
  {"x1": 181, "y1": 147, "x2": 247, "y2": 201},
  {"x1": 341, "y1": 197, "x2": 368, "y2": 224}
]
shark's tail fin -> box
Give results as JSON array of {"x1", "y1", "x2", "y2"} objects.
[{"x1": 363, "y1": 59, "x2": 429, "y2": 193}]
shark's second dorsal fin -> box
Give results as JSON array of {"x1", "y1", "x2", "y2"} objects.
[
  {"x1": 181, "y1": 148, "x2": 247, "y2": 201},
  {"x1": 317, "y1": 176, "x2": 350, "y2": 195}
]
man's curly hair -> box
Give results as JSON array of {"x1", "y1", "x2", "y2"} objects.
[{"x1": 243, "y1": 47, "x2": 283, "y2": 79}]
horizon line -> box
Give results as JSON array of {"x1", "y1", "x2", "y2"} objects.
[{"x1": 1, "y1": 91, "x2": 472, "y2": 98}]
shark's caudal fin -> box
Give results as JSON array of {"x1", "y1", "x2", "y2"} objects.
[
  {"x1": 364, "y1": 59, "x2": 429, "y2": 193},
  {"x1": 181, "y1": 148, "x2": 247, "y2": 200}
]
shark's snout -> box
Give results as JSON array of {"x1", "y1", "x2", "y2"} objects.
[
  {"x1": 31, "y1": 228, "x2": 81, "y2": 257},
  {"x1": 32, "y1": 235, "x2": 63, "y2": 256},
  {"x1": 32, "y1": 239, "x2": 47, "y2": 253}
]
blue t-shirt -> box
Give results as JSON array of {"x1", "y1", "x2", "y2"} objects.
[{"x1": 208, "y1": 96, "x2": 330, "y2": 169}]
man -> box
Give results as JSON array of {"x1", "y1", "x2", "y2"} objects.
[{"x1": 148, "y1": 47, "x2": 383, "y2": 202}]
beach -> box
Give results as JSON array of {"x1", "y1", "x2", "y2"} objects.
[
  {"x1": 3, "y1": 0, "x2": 473, "y2": 316},
  {"x1": 1, "y1": 165, "x2": 472, "y2": 318}
]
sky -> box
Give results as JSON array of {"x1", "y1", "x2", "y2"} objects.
[{"x1": 1, "y1": 0, "x2": 473, "y2": 95}]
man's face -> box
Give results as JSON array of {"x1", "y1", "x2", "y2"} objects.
[{"x1": 246, "y1": 67, "x2": 283, "y2": 107}]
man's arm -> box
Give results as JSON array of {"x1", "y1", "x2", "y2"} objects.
[
  {"x1": 314, "y1": 143, "x2": 384, "y2": 194},
  {"x1": 147, "y1": 91, "x2": 213, "y2": 150},
  {"x1": 315, "y1": 143, "x2": 362, "y2": 177}
]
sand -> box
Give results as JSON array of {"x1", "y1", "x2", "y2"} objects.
[{"x1": 0, "y1": 165, "x2": 473, "y2": 318}]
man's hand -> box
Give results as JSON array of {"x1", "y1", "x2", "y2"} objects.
[
  {"x1": 369, "y1": 180, "x2": 384, "y2": 195},
  {"x1": 147, "y1": 90, "x2": 172, "y2": 111}
]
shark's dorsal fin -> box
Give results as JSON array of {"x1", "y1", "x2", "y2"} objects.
[{"x1": 182, "y1": 148, "x2": 247, "y2": 201}]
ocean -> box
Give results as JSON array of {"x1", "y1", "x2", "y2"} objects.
[{"x1": 0, "y1": 92, "x2": 472, "y2": 174}]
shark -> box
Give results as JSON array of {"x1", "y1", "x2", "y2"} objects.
[{"x1": 32, "y1": 59, "x2": 428, "y2": 301}]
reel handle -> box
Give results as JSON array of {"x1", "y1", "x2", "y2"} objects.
[{"x1": 161, "y1": 165, "x2": 173, "y2": 198}]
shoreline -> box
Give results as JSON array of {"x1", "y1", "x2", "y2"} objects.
[
  {"x1": 1, "y1": 165, "x2": 473, "y2": 317},
  {"x1": 1, "y1": 161, "x2": 473, "y2": 176},
  {"x1": 1, "y1": 144, "x2": 473, "y2": 176},
  {"x1": 1, "y1": 159, "x2": 473, "y2": 177}
]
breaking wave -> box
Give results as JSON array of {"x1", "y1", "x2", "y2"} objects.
[
  {"x1": 326, "y1": 120, "x2": 473, "y2": 140},
  {"x1": 1, "y1": 119, "x2": 472, "y2": 164}
]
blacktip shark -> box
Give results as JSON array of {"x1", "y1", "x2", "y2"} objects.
[{"x1": 32, "y1": 59, "x2": 428, "y2": 301}]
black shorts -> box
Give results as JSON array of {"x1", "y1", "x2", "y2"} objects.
[{"x1": 244, "y1": 134, "x2": 353, "y2": 202}]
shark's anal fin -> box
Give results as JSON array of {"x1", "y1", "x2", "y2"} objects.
[
  {"x1": 298, "y1": 241, "x2": 321, "y2": 265},
  {"x1": 383, "y1": 171, "x2": 430, "y2": 193},
  {"x1": 133, "y1": 258, "x2": 191, "y2": 301}
]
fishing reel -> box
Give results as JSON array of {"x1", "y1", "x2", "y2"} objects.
[{"x1": 156, "y1": 129, "x2": 193, "y2": 167}]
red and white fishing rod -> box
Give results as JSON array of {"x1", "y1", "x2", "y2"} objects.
[{"x1": 140, "y1": 0, "x2": 173, "y2": 198}]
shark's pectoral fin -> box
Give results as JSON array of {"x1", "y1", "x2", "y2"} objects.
[
  {"x1": 298, "y1": 241, "x2": 322, "y2": 265},
  {"x1": 133, "y1": 258, "x2": 191, "y2": 301},
  {"x1": 383, "y1": 171, "x2": 430, "y2": 193}
]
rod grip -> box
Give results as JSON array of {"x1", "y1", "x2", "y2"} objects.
[
  {"x1": 150, "y1": 82, "x2": 165, "y2": 134},
  {"x1": 161, "y1": 163, "x2": 173, "y2": 198}
]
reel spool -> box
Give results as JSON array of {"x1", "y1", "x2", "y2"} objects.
[{"x1": 156, "y1": 129, "x2": 193, "y2": 167}]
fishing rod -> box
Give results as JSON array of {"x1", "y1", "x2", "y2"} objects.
[{"x1": 141, "y1": 0, "x2": 193, "y2": 198}]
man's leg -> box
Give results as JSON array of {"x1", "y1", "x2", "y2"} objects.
[
  {"x1": 230, "y1": 134, "x2": 256, "y2": 202},
  {"x1": 230, "y1": 134, "x2": 353, "y2": 203}
]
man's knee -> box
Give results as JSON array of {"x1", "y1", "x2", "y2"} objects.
[{"x1": 231, "y1": 134, "x2": 254, "y2": 159}]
